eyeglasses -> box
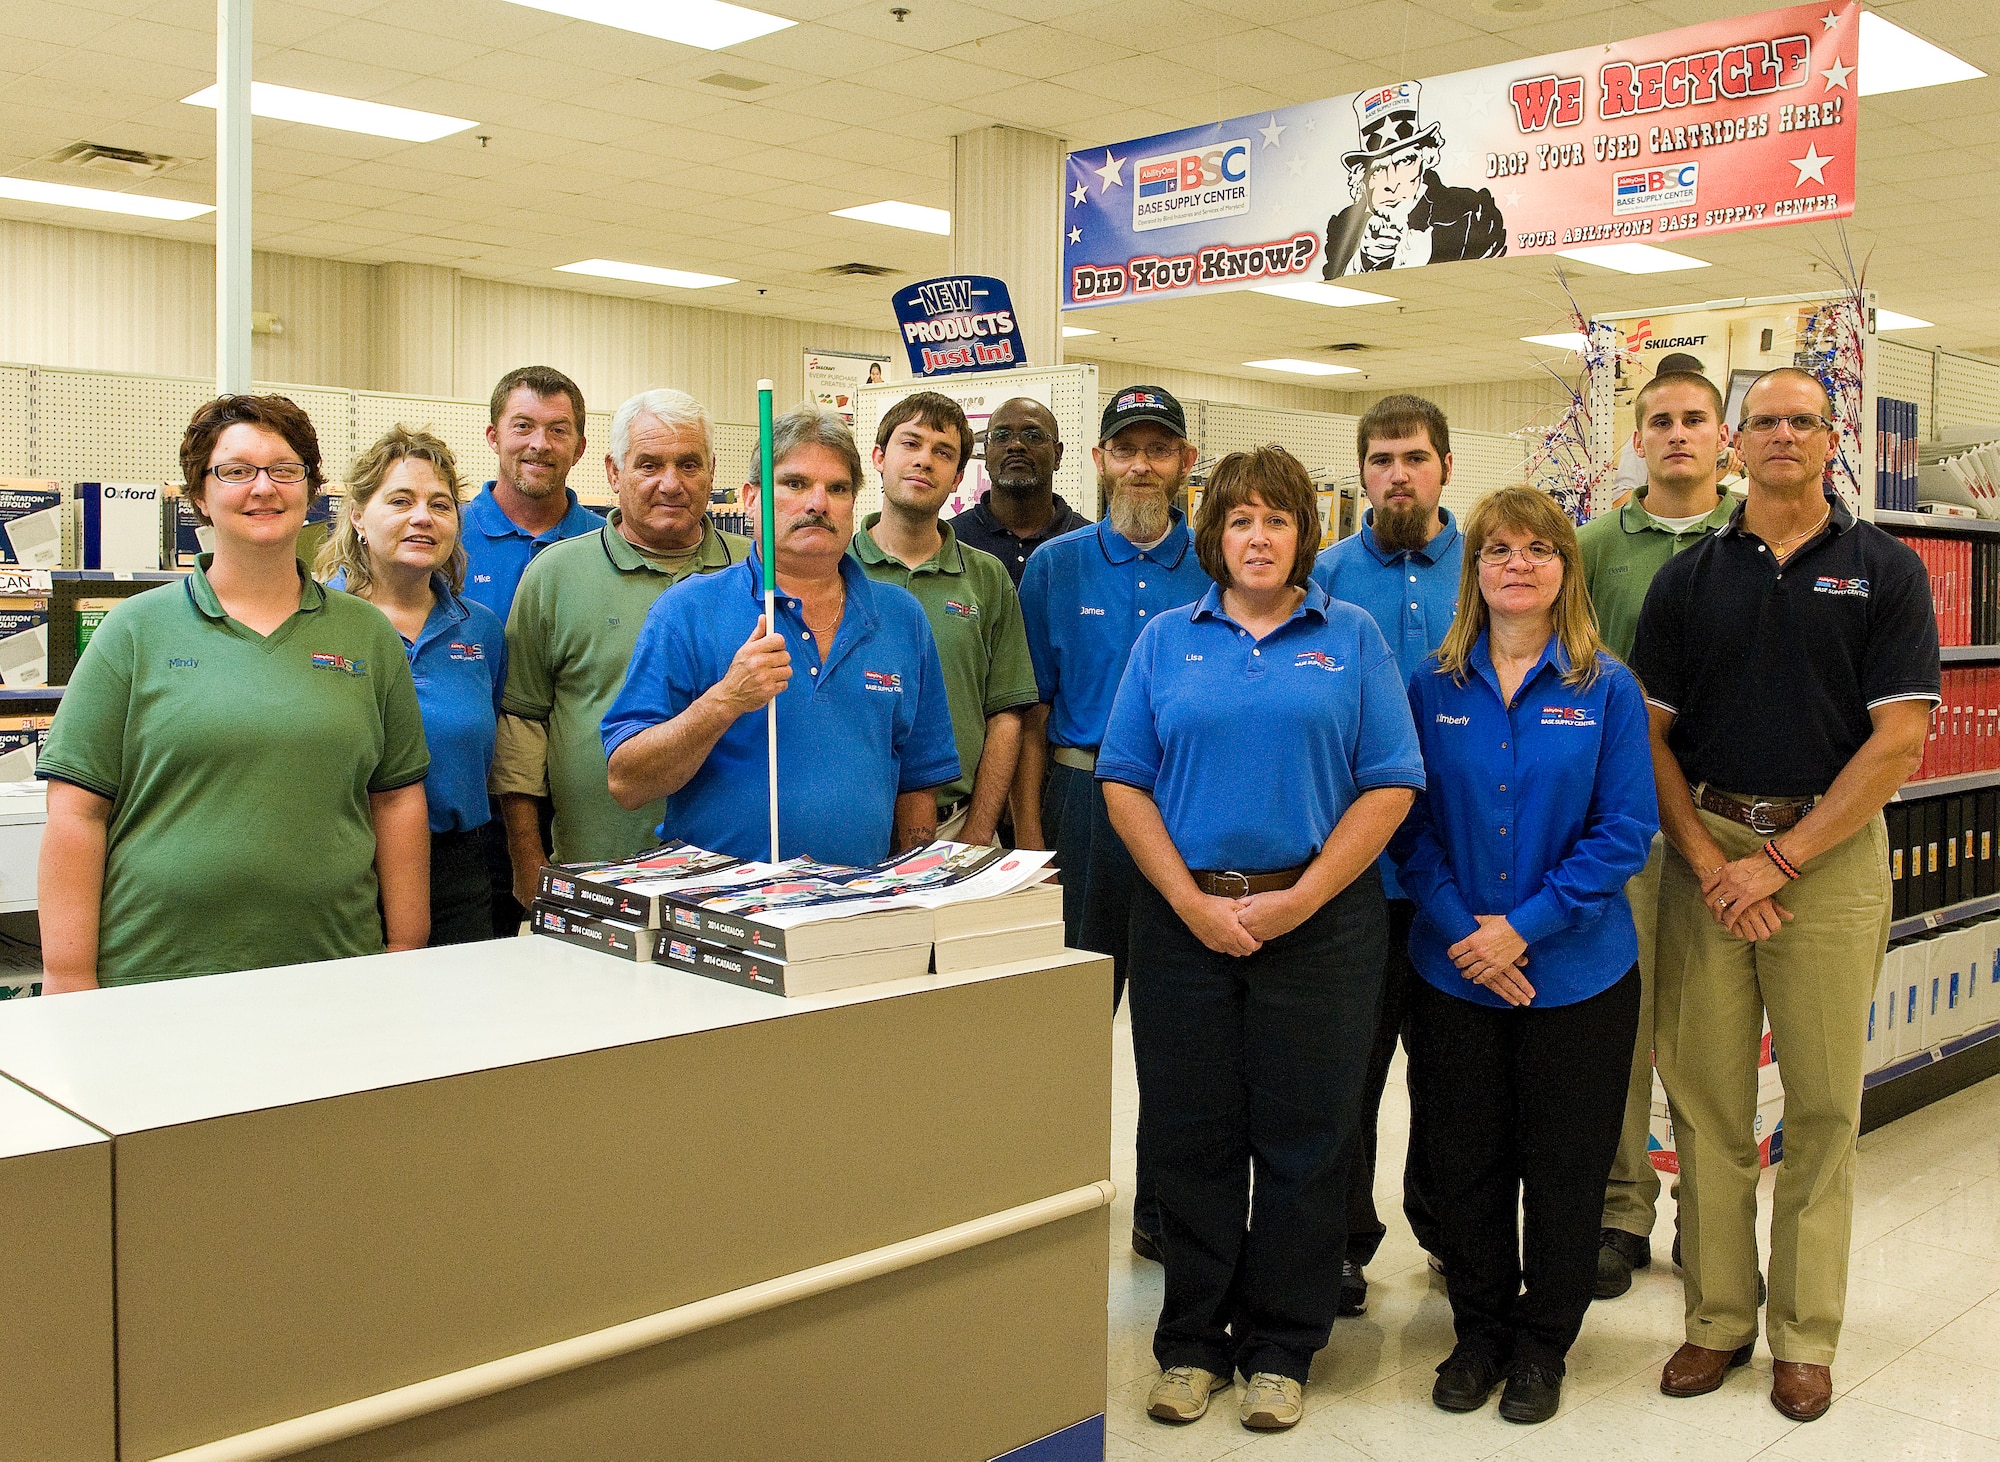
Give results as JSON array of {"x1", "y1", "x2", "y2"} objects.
[
  {"x1": 1104, "y1": 440, "x2": 1185, "y2": 465},
  {"x1": 986, "y1": 426, "x2": 1051, "y2": 448},
  {"x1": 207, "y1": 461, "x2": 309, "y2": 484},
  {"x1": 1477, "y1": 542, "x2": 1559, "y2": 567},
  {"x1": 1741, "y1": 413, "x2": 1832, "y2": 436}
]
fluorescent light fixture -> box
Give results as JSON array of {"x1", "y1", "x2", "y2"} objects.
[
  {"x1": 1557, "y1": 243, "x2": 1710, "y2": 274},
  {"x1": 183, "y1": 82, "x2": 475, "y2": 142},
  {"x1": 1859, "y1": 12, "x2": 1984, "y2": 96},
  {"x1": 1243, "y1": 358, "x2": 1361, "y2": 377},
  {"x1": 1522, "y1": 333, "x2": 1589, "y2": 351},
  {"x1": 1875, "y1": 308, "x2": 1935, "y2": 331},
  {"x1": 831, "y1": 201, "x2": 951, "y2": 235},
  {"x1": 0, "y1": 176, "x2": 212, "y2": 220},
  {"x1": 1253, "y1": 281, "x2": 1396, "y2": 307},
  {"x1": 556, "y1": 259, "x2": 736, "y2": 289},
  {"x1": 1061, "y1": 325, "x2": 1099, "y2": 338},
  {"x1": 505, "y1": 0, "x2": 793, "y2": 49}
]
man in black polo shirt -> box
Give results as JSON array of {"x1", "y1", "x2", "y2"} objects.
[
  {"x1": 950, "y1": 398, "x2": 1088, "y2": 586},
  {"x1": 1631, "y1": 367, "x2": 1938, "y2": 1424}
]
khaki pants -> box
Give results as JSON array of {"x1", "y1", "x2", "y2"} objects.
[
  {"x1": 1602, "y1": 837, "x2": 1666, "y2": 1236},
  {"x1": 936, "y1": 802, "x2": 996, "y2": 847},
  {"x1": 1654, "y1": 809, "x2": 1890, "y2": 1365}
]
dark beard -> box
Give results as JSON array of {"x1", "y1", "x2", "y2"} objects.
[{"x1": 1371, "y1": 500, "x2": 1435, "y2": 552}]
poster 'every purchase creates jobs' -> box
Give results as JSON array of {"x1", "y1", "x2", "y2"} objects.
[{"x1": 1062, "y1": 0, "x2": 1859, "y2": 307}]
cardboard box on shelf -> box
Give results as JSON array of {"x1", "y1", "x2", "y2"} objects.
[
  {"x1": 1896, "y1": 941, "x2": 1928, "y2": 1063},
  {"x1": 0, "y1": 481, "x2": 67, "y2": 567},
  {"x1": 0, "y1": 595, "x2": 50, "y2": 688},
  {"x1": 75, "y1": 597, "x2": 119, "y2": 657},
  {"x1": 0, "y1": 713, "x2": 52, "y2": 782},
  {"x1": 74, "y1": 482, "x2": 167, "y2": 572},
  {"x1": 1867, "y1": 944, "x2": 1901, "y2": 1073}
]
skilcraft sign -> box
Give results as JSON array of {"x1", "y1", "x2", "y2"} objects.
[
  {"x1": 892, "y1": 275, "x2": 1028, "y2": 378},
  {"x1": 1063, "y1": 0, "x2": 1858, "y2": 308}
]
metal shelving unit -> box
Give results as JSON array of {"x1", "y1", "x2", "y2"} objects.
[
  {"x1": 1862, "y1": 1021, "x2": 2000, "y2": 1133},
  {"x1": 1941, "y1": 645, "x2": 2000, "y2": 662},
  {"x1": 1892, "y1": 767, "x2": 2000, "y2": 801},
  {"x1": 1878, "y1": 509, "x2": 2000, "y2": 537}
]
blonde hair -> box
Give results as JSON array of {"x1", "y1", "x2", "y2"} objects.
[
  {"x1": 1434, "y1": 486, "x2": 1607, "y2": 690},
  {"x1": 315, "y1": 426, "x2": 467, "y2": 595}
]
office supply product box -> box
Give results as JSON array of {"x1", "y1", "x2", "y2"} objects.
[
  {"x1": 0, "y1": 713, "x2": 51, "y2": 782},
  {"x1": 0, "y1": 595, "x2": 49, "y2": 688},
  {"x1": 1647, "y1": 1090, "x2": 1784, "y2": 1173},
  {"x1": 0, "y1": 481, "x2": 66, "y2": 567},
  {"x1": 74, "y1": 482, "x2": 166, "y2": 572}
]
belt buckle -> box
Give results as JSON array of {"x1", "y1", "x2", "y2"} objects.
[
  {"x1": 1211, "y1": 870, "x2": 1251, "y2": 897},
  {"x1": 1745, "y1": 800, "x2": 1780, "y2": 835}
]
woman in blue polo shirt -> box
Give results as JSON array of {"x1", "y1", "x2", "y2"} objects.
[
  {"x1": 318, "y1": 427, "x2": 507, "y2": 945},
  {"x1": 1393, "y1": 486, "x2": 1656, "y2": 1425},
  {"x1": 1098, "y1": 447, "x2": 1424, "y2": 1435}
]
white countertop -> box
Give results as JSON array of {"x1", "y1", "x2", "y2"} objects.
[
  {"x1": 0, "y1": 1072, "x2": 106, "y2": 1159},
  {"x1": 0, "y1": 937, "x2": 1091, "y2": 1136}
]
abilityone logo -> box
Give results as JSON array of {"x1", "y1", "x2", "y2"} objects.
[{"x1": 1293, "y1": 650, "x2": 1344, "y2": 672}]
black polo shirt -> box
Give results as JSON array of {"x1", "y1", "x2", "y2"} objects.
[
  {"x1": 948, "y1": 490, "x2": 1090, "y2": 588},
  {"x1": 1630, "y1": 492, "x2": 1940, "y2": 797}
]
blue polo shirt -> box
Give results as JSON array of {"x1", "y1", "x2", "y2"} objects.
[
  {"x1": 1019, "y1": 512, "x2": 1212, "y2": 749},
  {"x1": 600, "y1": 550, "x2": 960, "y2": 867},
  {"x1": 328, "y1": 571, "x2": 508, "y2": 835},
  {"x1": 1392, "y1": 634, "x2": 1658, "y2": 1009},
  {"x1": 1310, "y1": 509, "x2": 1463, "y2": 684},
  {"x1": 1099, "y1": 583, "x2": 1424, "y2": 872},
  {"x1": 462, "y1": 482, "x2": 603, "y2": 626}
]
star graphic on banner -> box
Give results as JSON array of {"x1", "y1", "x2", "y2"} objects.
[
  {"x1": 1503, "y1": 189, "x2": 1522, "y2": 207},
  {"x1": 1093, "y1": 150, "x2": 1125, "y2": 190},
  {"x1": 1068, "y1": 225, "x2": 1082, "y2": 244},
  {"x1": 1464, "y1": 88, "x2": 1498, "y2": 119},
  {"x1": 1287, "y1": 155, "x2": 1306, "y2": 177},
  {"x1": 1070, "y1": 180, "x2": 1089, "y2": 206},
  {"x1": 1821, "y1": 9, "x2": 1839, "y2": 29},
  {"x1": 1304, "y1": 114, "x2": 1317, "y2": 132},
  {"x1": 1822, "y1": 58, "x2": 1853, "y2": 90},
  {"x1": 1259, "y1": 115, "x2": 1286, "y2": 148},
  {"x1": 1790, "y1": 142, "x2": 1833, "y2": 184}
]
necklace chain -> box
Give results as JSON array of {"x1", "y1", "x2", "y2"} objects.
[{"x1": 1767, "y1": 506, "x2": 1829, "y2": 559}]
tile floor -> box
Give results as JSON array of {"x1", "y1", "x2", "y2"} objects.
[{"x1": 1101, "y1": 1006, "x2": 2000, "y2": 1461}]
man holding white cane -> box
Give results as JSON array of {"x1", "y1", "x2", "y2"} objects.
[{"x1": 603, "y1": 405, "x2": 958, "y2": 866}]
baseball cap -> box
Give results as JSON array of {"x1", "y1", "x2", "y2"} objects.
[{"x1": 1099, "y1": 385, "x2": 1187, "y2": 443}]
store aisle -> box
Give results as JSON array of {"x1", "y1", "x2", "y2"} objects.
[{"x1": 1102, "y1": 1005, "x2": 2000, "y2": 1462}]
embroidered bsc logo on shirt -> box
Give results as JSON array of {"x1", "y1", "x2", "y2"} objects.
[
  {"x1": 863, "y1": 670, "x2": 904, "y2": 693},
  {"x1": 447, "y1": 641, "x2": 485, "y2": 662},
  {"x1": 1541, "y1": 705, "x2": 1597, "y2": 727},
  {"x1": 944, "y1": 599, "x2": 979, "y2": 619},
  {"x1": 1814, "y1": 576, "x2": 1869, "y2": 598},
  {"x1": 310, "y1": 652, "x2": 368, "y2": 676},
  {"x1": 1293, "y1": 650, "x2": 1345, "y2": 672}
]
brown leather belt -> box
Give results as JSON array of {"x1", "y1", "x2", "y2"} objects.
[
  {"x1": 1695, "y1": 784, "x2": 1817, "y2": 834},
  {"x1": 1190, "y1": 866, "x2": 1306, "y2": 896}
]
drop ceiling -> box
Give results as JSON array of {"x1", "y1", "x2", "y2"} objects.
[{"x1": 0, "y1": 0, "x2": 1993, "y2": 393}]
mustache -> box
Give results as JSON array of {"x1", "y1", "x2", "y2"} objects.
[{"x1": 785, "y1": 511, "x2": 837, "y2": 532}]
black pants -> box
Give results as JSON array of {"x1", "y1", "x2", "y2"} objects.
[
  {"x1": 432, "y1": 826, "x2": 496, "y2": 947},
  {"x1": 1130, "y1": 869, "x2": 1386, "y2": 1383},
  {"x1": 1344, "y1": 897, "x2": 1443, "y2": 1265},
  {"x1": 1407, "y1": 966, "x2": 1641, "y2": 1371}
]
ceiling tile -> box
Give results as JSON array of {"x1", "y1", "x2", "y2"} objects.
[{"x1": 940, "y1": 25, "x2": 1135, "y2": 80}]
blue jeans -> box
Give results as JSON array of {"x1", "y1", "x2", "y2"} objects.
[{"x1": 1130, "y1": 867, "x2": 1387, "y2": 1382}]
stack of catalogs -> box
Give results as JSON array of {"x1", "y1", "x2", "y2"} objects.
[
  {"x1": 530, "y1": 841, "x2": 752, "y2": 963},
  {"x1": 928, "y1": 880, "x2": 1065, "y2": 973},
  {"x1": 653, "y1": 894, "x2": 933, "y2": 996}
]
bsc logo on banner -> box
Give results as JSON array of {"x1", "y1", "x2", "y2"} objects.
[{"x1": 892, "y1": 275, "x2": 1027, "y2": 378}]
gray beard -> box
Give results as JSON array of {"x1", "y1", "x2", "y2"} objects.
[
  {"x1": 1110, "y1": 492, "x2": 1171, "y2": 545},
  {"x1": 1372, "y1": 501, "x2": 1434, "y2": 552},
  {"x1": 990, "y1": 467, "x2": 1046, "y2": 496}
]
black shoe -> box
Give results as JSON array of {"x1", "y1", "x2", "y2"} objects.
[
  {"x1": 1758, "y1": 1269, "x2": 1768, "y2": 1307},
  {"x1": 1131, "y1": 1226, "x2": 1163, "y2": 1263},
  {"x1": 1339, "y1": 1260, "x2": 1367, "y2": 1317},
  {"x1": 1498, "y1": 1359, "x2": 1564, "y2": 1424},
  {"x1": 1594, "y1": 1228, "x2": 1653, "y2": 1299},
  {"x1": 1432, "y1": 1347, "x2": 1506, "y2": 1412}
]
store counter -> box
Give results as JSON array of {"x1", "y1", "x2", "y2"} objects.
[{"x1": 0, "y1": 939, "x2": 1114, "y2": 1462}]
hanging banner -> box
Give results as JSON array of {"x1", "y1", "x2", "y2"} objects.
[
  {"x1": 892, "y1": 275, "x2": 1027, "y2": 377},
  {"x1": 1063, "y1": 0, "x2": 1857, "y2": 308}
]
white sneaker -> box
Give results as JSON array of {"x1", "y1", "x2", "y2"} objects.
[
  {"x1": 1240, "y1": 1372, "x2": 1303, "y2": 1431},
  {"x1": 1147, "y1": 1366, "x2": 1225, "y2": 1423}
]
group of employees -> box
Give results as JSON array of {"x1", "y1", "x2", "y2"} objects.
[{"x1": 31, "y1": 359, "x2": 1938, "y2": 1436}]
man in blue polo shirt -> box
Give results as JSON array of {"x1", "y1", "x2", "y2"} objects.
[
  {"x1": 1310, "y1": 393, "x2": 1463, "y2": 1314},
  {"x1": 602, "y1": 406, "x2": 958, "y2": 867},
  {"x1": 1018, "y1": 383, "x2": 1212, "y2": 1262},
  {"x1": 464, "y1": 365, "x2": 603, "y2": 625}
]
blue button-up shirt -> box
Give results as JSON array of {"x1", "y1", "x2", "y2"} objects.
[
  {"x1": 601, "y1": 550, "x2": 960, "y2": 868},
  {"x1": 1393, "y1": 633, "x2": 1657, "y2": 1008},
  {"x1": 1019, "y1": 512, "x2": 1212, "y2": 749},
  {"x1": 462, "y1": 482, "x2": 603, "y2": 627},
  {"x1": 1099, "y1": 583, "x2": 1424, "y2": 872}
]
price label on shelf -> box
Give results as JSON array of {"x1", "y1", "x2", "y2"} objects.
[{"x1": 0, "y1": 569, "x2": 51, "y2": 595}]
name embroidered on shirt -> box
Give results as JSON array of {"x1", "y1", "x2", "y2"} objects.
[
  {"x1": 447, "y1": 641, "x2": 484, "y2": 661},
  {"x1": 1293, "y1": 650, "x2": 1345, "y2": 672},
  {"x1": 1078, "y1": 605, "x2": 1106, "y2": 616},
  {"x1": 472, "y1": 573, "x2": 492, "y2": 583},
  {"x1": 167, "y1": 656, "x2": 197, "y2": 669},
  {"x1": 1814, "y1": 576, "x2": 1869, "y2": 597},
  {"x1": 863, "y1": 670, "x2": 904, "y2": 693},
  {"x1": 1436, "y1": 713, "x2": 1469, "y2": 726},
  {"x1": 1541, "y1": 705, "x2": 1597, "y2": 727},
  {"x1": 310, "y1": 652, "x2": 368, "y2": 677},
  {"x1": 1185, "y1": 653, "x2": 1203, "y2": 662},
  {"x1": 944, "y1": 599, "x2": 979, "y2": 618}
]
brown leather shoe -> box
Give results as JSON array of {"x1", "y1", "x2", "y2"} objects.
[
  {"x1": 1660, "y1": 1340, "x2": 1756, "y2": 1397},
  {"x1": 1771, "y1": 1361, "x2": 1832, "y2": 1421}
]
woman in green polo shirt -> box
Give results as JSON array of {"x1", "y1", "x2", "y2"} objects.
[{"x1": 36, "y1": 394, "x2": 432, "y2": 990}]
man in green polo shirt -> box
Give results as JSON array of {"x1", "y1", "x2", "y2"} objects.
[
  {"x1": 1578, "y1": 368, "x2": 1738, "y2": 1298},
  {"x1": 493, "y1": 388, "x2": 746, "y2": 902},
  {"x1": 852, "y1": 391, "x2": 1038, "y2": 845}
]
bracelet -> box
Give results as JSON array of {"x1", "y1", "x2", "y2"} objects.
[{"x1": 1763, "y1": 840, "x2": 1801, "y2": 881}]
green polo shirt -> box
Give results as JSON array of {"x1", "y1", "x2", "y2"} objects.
[
  {"x1": 1578, "y1": 490, "x2": 1738, "y2": 661},
  {"x1": 37, "y1": 556, "x2": 429, "y2": 986},
  {"x1": 503, "y1": 510, "x2": 747, "y2": 862},
  {"x1": 850, "y1": 515, "x2": 1039, "y2": 811}
]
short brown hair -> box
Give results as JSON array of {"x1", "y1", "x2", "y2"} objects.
[
  {"x1": 1634, "y1": 369, "x2": 1724, "y2": 427},
  {"x1": 1435, "y1": 486, "x2": 1606, "y2": 690},
  {"x1": 1743, "y1": 366, "x2": 1833, "y2": 425},
  {"x1": 875, "y1": 391, "x2": 973, "y2": 466},
  {"x1": 1195, "y1": 446, "x2": 1321, "y2": 590},
  {"x1": 314, "y1": 426, "x2": 468, "y2": 596},
  {"x1": 1357, "y1": 393, "x2": 1450, "y2": 464},
  {"x1": 488, "y1": 366, "x2": 585, "y2": 429},
  {"x1": 180, "y1": 394, "x2": 324, "y2": 525}
]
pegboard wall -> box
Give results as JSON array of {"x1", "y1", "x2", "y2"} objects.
[
  {"x1": 1939, "y1": 350, "x2": 2000, "y2": 434},
  {"x1": 1199, "y1": 400, "x2": 1358, "y2": 480},
  {"x1": 1876, "y1": 339, "x2": 1936, "y2": 441},
  {"x1": 0, "y1": 367, "x2": 30, "y2": 477},
  {"x1": 353, "y1": 390, "x2": 493, "y2": 500}
]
